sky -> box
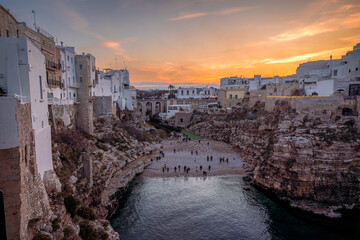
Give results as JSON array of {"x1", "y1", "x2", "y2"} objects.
[{"x1": 2, "y1": 0, "x2": 360, "y2": 89}]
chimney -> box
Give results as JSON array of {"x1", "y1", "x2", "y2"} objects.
[{"x1": 60, "y1": 41, "x2": 63, "y2": 47}]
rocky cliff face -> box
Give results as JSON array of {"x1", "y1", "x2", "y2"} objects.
[
  {"x1": 41, "y1": 110, "x2": 163, "y2": 239},
  {"x1": 189, "y1": 101, "x2": 360, "y2": 218}
]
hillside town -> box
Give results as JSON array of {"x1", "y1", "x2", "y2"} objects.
[{"x1": 0, "y1": 2, "x2": 360, "y2": 240}]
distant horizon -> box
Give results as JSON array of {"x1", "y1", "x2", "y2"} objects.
[{"x1": 2, "y1": 0, "x2": 360, "y2": 88}]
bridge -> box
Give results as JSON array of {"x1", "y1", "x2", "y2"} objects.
[{"x1": 137, "y1": 99, "x2": 177, "y2": 118}]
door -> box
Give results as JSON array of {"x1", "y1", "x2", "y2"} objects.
[{"x1": 0, "y1": 191, "x2": 6, "y2": 240}]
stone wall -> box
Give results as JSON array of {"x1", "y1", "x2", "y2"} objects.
[
  {"x1": 48, "y1": 104, "x2": 77, "y2": 133},
  {"x1": 93, "y1": 96, "x2": 113, "y2": 118},
  {"x1": 264, "y1": 95, "x2": 346, "y2": 113},
  {"x1": 0, "y1": 101, "x2": 52, "y2": 240},
  {"x1": 75, "y1": 55, "x2": 94, "y2": 135}
]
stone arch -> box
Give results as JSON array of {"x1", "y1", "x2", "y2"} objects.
[
  {"x1": 342, "y1": 108, "x2": 353, "y2": 116},
  {"x1": 0, "y1": 190, "x2": 6, "y2": 240},
  {"x1": 145, "y1": 102, "x2": 152, "y2": 116},
  {"x1": 155, "y1": 102, "x2": 162, "y2": 114}
]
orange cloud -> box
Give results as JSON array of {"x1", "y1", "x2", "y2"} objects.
[
  {"x1": 100, "y1": 40, "x2": 124, "y2": 55},
  {"x1": 168, "y1": 6, "x2": 249, "y2": 21},
  {"x1": 265, "y1": 47, "x2": 350, "y2": 64}
]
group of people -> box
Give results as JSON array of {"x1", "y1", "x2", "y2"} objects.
[
  {"x1": 206, "y1": 156, "x2": 213, "y2": 161},
  {"x1": 219, "y1": 157, "x2": 229, "y2": 163}
]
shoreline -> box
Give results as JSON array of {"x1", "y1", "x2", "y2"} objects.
[{"x1": 139, "y1": 138, "x2": 247, "y2": 179}]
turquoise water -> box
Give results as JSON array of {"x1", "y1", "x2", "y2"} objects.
[{"x1": 110, "y1": 176, "x2": 357, "y2": 240}]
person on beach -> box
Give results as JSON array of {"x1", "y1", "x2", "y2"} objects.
[
  {"x1": 200, "y1": 165, "x2": 202, "y2": 170},
  {"x1": 174, "y1": 149, "x2": 176, "y2": 154},
  {"x1": 167, "y1": 167, "x2": 169, "y2": 172},
  {"x1": 184, "y1": 166, "x2": 187, "y2": 172},
  {"x1": 187, "y1": 167, "x2": 190, "y2": 173},
  {"x1": 207, "y1": 156, "x2": 209, "y2": 161},
  {"x1": 162, "y1": 167, "x2": 164, "y2": 172},
  {"x1": 164, "y1": 163, "x2": 166, "y2": 168},
  {"x1": 174, "y1": 167, "x2": 177, "y2": 172},
  {"x1": 226, "y1": 158, "x2": 229, "y2": 163}
]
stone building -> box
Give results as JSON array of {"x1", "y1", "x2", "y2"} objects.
[{"x1": 75, "y1": 53, "x2": 95, "y2": 135}]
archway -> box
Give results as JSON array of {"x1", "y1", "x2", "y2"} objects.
[
  {"x1": 155, "y1": 102, "x2": 162, "y2": 114},
  {"x1": 145, "y1": 102, "x2": 152, "y2": 116},
  {"x1": 0, "y1": 190, "x2": 6, "y2": 240}
]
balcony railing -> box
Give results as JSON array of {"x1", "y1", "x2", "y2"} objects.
[
  {"x1": 69, "y1": 81, "x2": 80, "y2": 88},
  {"x1": 46, "y1": 61, "x2": 61, "y2": 71}
]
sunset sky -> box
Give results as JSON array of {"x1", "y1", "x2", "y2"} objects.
[{"x1": 2, "y1": 0, "x2": 360, "y2": 89}]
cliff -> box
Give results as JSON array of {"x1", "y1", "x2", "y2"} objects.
[
  {"x1": 189, "y1": 100, "x2": 360, "y2": 219},
  {"x1": 39, "y1": 109, "x2": 163, "y2": 240}
]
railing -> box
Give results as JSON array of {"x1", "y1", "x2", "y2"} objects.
[
  {"x1": 46, "y1": 61, "x2": 61, "y2": 71},
  {"x1": 48, "y1": 98, "x2": 74, "y2": 105},
  {"x1": 68, "y1": 81, "x2": 80, "y2": 88}
]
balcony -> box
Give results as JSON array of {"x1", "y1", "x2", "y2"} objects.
[
  {"x1": 69, "y1": 81, "x2": 80, "y2": 88},
  {"x1": 46, "y1": 61, "x2": 61, "y2": 71}
]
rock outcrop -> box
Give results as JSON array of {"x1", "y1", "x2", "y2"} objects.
[{"x1": 189, "y1": 101, "x2": 360, "y2": 218}]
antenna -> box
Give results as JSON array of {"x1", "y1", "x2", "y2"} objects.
[{"x1": 32, "y1": 10, "x2": 36, "y2": 29}]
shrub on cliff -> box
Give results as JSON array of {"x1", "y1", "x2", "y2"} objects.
[
  {"x1": 79, "y1": 221, "x2": 107, "y2": 240},
  {"x1": 64, "y1": 195, "x2": 79, "y2": 218},
  {"x1": 32, "y1": 233, "x2": 51, "y2": 240},
  {"x1": 77, "y1": 206, "x2": 96, "y2": 220}
]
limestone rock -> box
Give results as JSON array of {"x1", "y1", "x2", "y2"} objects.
[{"x1": 43, "y1": 170, "x2": 62, "y2": 193}]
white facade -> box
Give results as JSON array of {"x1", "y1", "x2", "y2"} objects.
[
  {"x1": 220, "y1": 76, "x2": 249, "y2": 90},
  {"x1": 176, "y1": 87, "x2": 216, "y2": 99},
  {"x1": 94, "y1": 69, "x2": 135, "y2": 110},
  {"x1": 0, "y1": 37, "x2": 53, "y2": 178},
  {"x1": 164, "y1": 104, "x2": 192, "y2": 119}
]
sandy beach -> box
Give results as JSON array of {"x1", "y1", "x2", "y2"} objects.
[{"x1": 140, "y1": 138, "x2": 246, "y2": 178}]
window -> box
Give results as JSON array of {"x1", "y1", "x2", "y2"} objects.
[
  {"x1": 74, "y1": 93, "x2": 76, "y2": 98},
  {"x1": 333, "y1": 70, "x2": 338, "y2": 76},
  {"x1": 73, "y1": 76, "x2": 75, "y2": 82},
  {"x1": 80, "y1": 77, "x2": 83, "y2": 82},
  {"x1": 229, "y1": 94, "x2": 232, "y2": 99},
  {"x1": 349, "y1": 69, "x2": 351, "y2": 73},
  {"x1": 235, "y1": 95, "x2": 238, "y2": 99},
  {"x1": 39, "y1": 76, "x2": 43, "y2": 100},
  {"x1": 67, "y1": 56, "x2": 69, "y2": 61},
  {"x1": 6, "y1": 30, "x2": 9, "y2": 37},
  {"x1": 71, "y1": 57, "x2": 73, "y2": 63},
  {"x1": 79, "y1": 64, "x2": 82, "y2": 70},
  {"x1": 16, "y1": 30, "x2": 19, "y2": 38}
]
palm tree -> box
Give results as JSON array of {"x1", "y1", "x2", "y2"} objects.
[{"x1": 168, "y1": 84, "x2": 175, "y2": 99}]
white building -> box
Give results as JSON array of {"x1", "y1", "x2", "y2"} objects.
[
  {"x1": 296, "y1": 43, "x2": 360, "y2": 96},
  {"x1": 57, "y1": 43, "x2": 78, "y2": 103},
  {"x1": 93, "y1": 69, "x2": 135, "y2": 110},
  {"x1": 176, "y1": 87, "x2": 216, "y2": 99},
  {"x1": 160, "y1": 104, "x2": 192, "y2": 119},
  {"x1": 220, "y1": 76, "x2": 249, "y2": 89},
  {"x1": 0, "y1": 37, "x2": 53, "y2": 178}
]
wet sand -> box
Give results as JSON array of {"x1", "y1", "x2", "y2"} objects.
[{"x1": 141, "y1": 138, "x2": 246, "y2": 178}]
